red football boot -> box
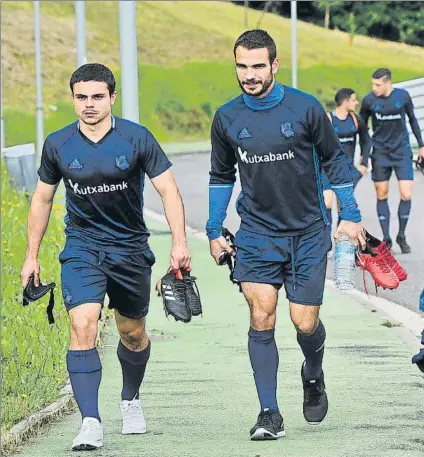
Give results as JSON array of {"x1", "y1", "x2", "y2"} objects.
[
  {"x1": 365, "y1": 232, "x2": 407, "y2": 281},
  {"x1": 356, "y1": 245, "x2": 399, "y2": 293}
]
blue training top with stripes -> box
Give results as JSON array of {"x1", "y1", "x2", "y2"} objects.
[
  {"x1": 328, "y1": 111, "x2": 371, "y2": 166},
  {"x1": 209, "y1": 83, "x2": 354, "y2": 236},
  {"x1": 38, "y1": 116, "x2": 172, "y2": 249},
  {"x1": 359, "y1": 87, "x2": 424, "y2": 156}
]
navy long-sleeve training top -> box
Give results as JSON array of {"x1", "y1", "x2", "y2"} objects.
[
  {"x1": 359, "y1": 88, "x2": 424, "y2": 157},
  {"x1": 208, "y1": 83, "x2": 358, "y2": 238}
]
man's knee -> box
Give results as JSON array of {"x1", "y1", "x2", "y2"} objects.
[
  {"x1": 119, "y1": 324, "x2": 148, "y2": 351},
  {"x1": 292, "y1": 316, "x2": 319, "y2": 335},
  {"x1": 70, "y1": 315, "x2": 98, "y2": 347},
  {"x1": 375, "y1": 182, "x2": 389, "y2": 200},
  {"x1": 251, "y1": 309, "x2": 276, "y2": 331}
]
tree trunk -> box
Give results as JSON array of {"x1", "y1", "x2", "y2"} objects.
[
  {"x1": 244, "y1": 0, "x2": 248, "y2": 28},
  {"x1": 324, "y1": 6, "x2": 330, "y2": 28}
]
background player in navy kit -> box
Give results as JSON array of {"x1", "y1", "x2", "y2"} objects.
[
  {"x1": 20, "y1": 64, "x2": 191, "y2": 451},
  {"x1": 206, "y1": 30, "x2": 365, "y2": 441},
  {"x1": 360, "y1": 68, "x2": 424, "y2": 253},
  {"x1": 322, "y1": 88, "x2": 371, "y2": 232}
]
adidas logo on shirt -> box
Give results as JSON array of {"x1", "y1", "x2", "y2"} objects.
[
  {"x1": 68, "y1": 159, "x2": 83, "y2": 170},
  {"x1": 238, "y1": 128, "x2": 252, "y2": 139}
]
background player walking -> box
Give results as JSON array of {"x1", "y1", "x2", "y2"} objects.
[
  {"x1": 360, "y1": 68, "x2": 424, "y2": 253},
  {"x1": 322, "y1": 88, "x2": 371, "y2": 233}
]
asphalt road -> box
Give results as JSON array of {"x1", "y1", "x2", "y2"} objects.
[{"x1": 144, "y1": 152, "x2": 424, "y2": 313}]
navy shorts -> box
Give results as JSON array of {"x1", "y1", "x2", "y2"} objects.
[
  {"x1": 321, "y1": 168, "x2": 362, "y2": 191},
  {"x1": 233, "y1": 226, "x2": 332, "y2": 306},
  {"x1": 371, "y1": 153, "x2": 414, "y2": 182},
  {"x1": 59, "y1": 238, "x2": 156, "y2": 319}
]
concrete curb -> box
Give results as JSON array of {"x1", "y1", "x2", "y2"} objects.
[
  {"x1": 1, "y1": 313, "x2": 110, "y2": 456},
  {"x1": 1, "y1": 386, "x2": 74, "y2": 456}
]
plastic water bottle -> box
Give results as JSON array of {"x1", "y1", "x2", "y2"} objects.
[{"x1": 333, "y1": 233, "x2": 356, "y2": 291}]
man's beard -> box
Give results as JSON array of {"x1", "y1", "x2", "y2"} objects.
[{"x1": 238, "y1": 72, "x2": 274, "y2": 98}]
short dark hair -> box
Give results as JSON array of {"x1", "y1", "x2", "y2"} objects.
[
  {"x1": 372, "y1": 68, "x2": 391, "y2": 81},
  {"x1": 70, "y1": 63, "x2": 116, "y2": 95},
  {"x1": 335, "y1": 88, "x2": 355, "y2": 106},
  {"x1": 233, "y1": 29, "x2": 277, "y2": 63}
]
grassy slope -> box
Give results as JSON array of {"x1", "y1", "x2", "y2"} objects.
[
  {"x1": 0, "y1": 165, "x2": 69, "y2": 434},
  {"x1": 1, "y1": 1, "x2": 423, "y2": 143}
]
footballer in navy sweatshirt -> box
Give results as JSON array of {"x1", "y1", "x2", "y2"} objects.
[
  {"x1": 359, "y1": 67, "x2": 424, "y2": 253},
  {"x1": 205, "y1": 30, "x2": 365, "y2": 441}
]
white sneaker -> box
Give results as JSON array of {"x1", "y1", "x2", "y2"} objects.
[
  {"x1": 120, "y1": 398, "x2": 147, "y2": 434},
  {"x1": 72, "y1": 417, "x2": 103, "y2": 451}
]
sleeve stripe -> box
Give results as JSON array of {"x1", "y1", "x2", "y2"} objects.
[
  {"x1": 331, "y1": 183, "x2": 353, "y2": 189},
  {"x1": 209, "y1": 184, "x2": 234, "y2": 188}
]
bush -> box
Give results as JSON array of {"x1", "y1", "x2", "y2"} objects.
[{"x1": 1, "y1": 164, "x2": 69, "y2": 434}]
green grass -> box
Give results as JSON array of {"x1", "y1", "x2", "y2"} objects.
[
  {"x1": 2, "y1": 1, "x2": 423, "y2": 145},
  {"x1": 4, "y1": 63, "x2": 422, "y2": 146},
  {"x1": 0, "y1": 165, "x2": 69, "y2": 434}
]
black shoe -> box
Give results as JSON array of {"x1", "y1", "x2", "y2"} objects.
[
  {"x1": 384, "y1": 238, "x2": 393, "y2": 249},
  {"x1": 412, "y1": 348, "x2": 424, "y2": 373},
  {"x1": 158, "y1": 271, "x2": 192, "y2": 323},
  {"x1": 301, "y1": 362, "x2": 328, "y2": 425},
  {"x1": 181, "y1": 269, "x2": 202, "y2": 316},
  {"x1": 250, "y1": 409, "x2": 285, "y2": 441},
  {"x1": 396, "y1": 235, "x2": 411, "y2": 254}
]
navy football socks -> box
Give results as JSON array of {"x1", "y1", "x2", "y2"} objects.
[
  {"x1": 117, "y1": 339, "x2": 151, "y2": 401},
  {"x1": 297, "y1": 320, "x2": 326, "y2": 380},
  {"x1": 377, "y1": 199, "x2": 391, "y2": 241},
  {"x1": 67, "y1": 348, "x2": 102, "y2": 421},
  {"x1": 397, "y1": 199, "x2": 411, "y2": 238},
  {"x1": 248, "y1": 328, "x2": 279, "y2": 412}
]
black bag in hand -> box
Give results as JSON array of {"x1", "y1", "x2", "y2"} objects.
[{"x1": 23, "y1": 274, "x2": 56, "y2": 324}]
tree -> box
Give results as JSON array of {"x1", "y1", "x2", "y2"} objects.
[
  {"x1": 317, "y1": 0, "x2": 344, "y2": 28},
  {"x1": 347, "y1": 12, "x2": 357, "y2": 45}
]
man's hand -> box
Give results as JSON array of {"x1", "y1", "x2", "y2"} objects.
[
  {"x1": 357, "y1": 164, "x2": 368, "y2": 175},
  {"x1": 170, "y1": 242, "x2": 191, "y2": 270},
  {"x1": 21, "y1": 257, "x2": 40, "y2": 287},
  {"x1": 418, "y1": 146, "x2": 424, "y2": 159},
  {"x1": 210, "y1": 236, "x2": 235, "y2": 265},
  {"x1": 334, "y1": 220, "x2": 366, "y2": 249}
]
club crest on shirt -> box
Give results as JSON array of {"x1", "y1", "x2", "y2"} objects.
[
  {"x1": 281, "y1": 122, "x2": 295, "y2": 138},
  {"x1": 395, "y1": 100, "x2": 402, "y2": 109},
  {"x1": 115, "y1": 155, "x2": 130, "y2": 171}
]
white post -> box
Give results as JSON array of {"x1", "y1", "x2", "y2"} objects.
[
  {"x1": 118, "y1": 1, "x2": 140, "y2": 123},
  {"x1": 1, "y1": 66, "x2": 5, "y2": 149},
  {"x1": 34, "y1": 0, "x2": 44, "y2": 157},
  {"x1": 75, "y1": 1, "x2": 87, "y2": 67},
  {"x1": 291, "y1": 1, "x2": 298, "y2": 89}
]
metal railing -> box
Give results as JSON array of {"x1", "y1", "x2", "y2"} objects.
[{"x1": 393, "y1": 77, "x2": 424, "y2": 151}]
